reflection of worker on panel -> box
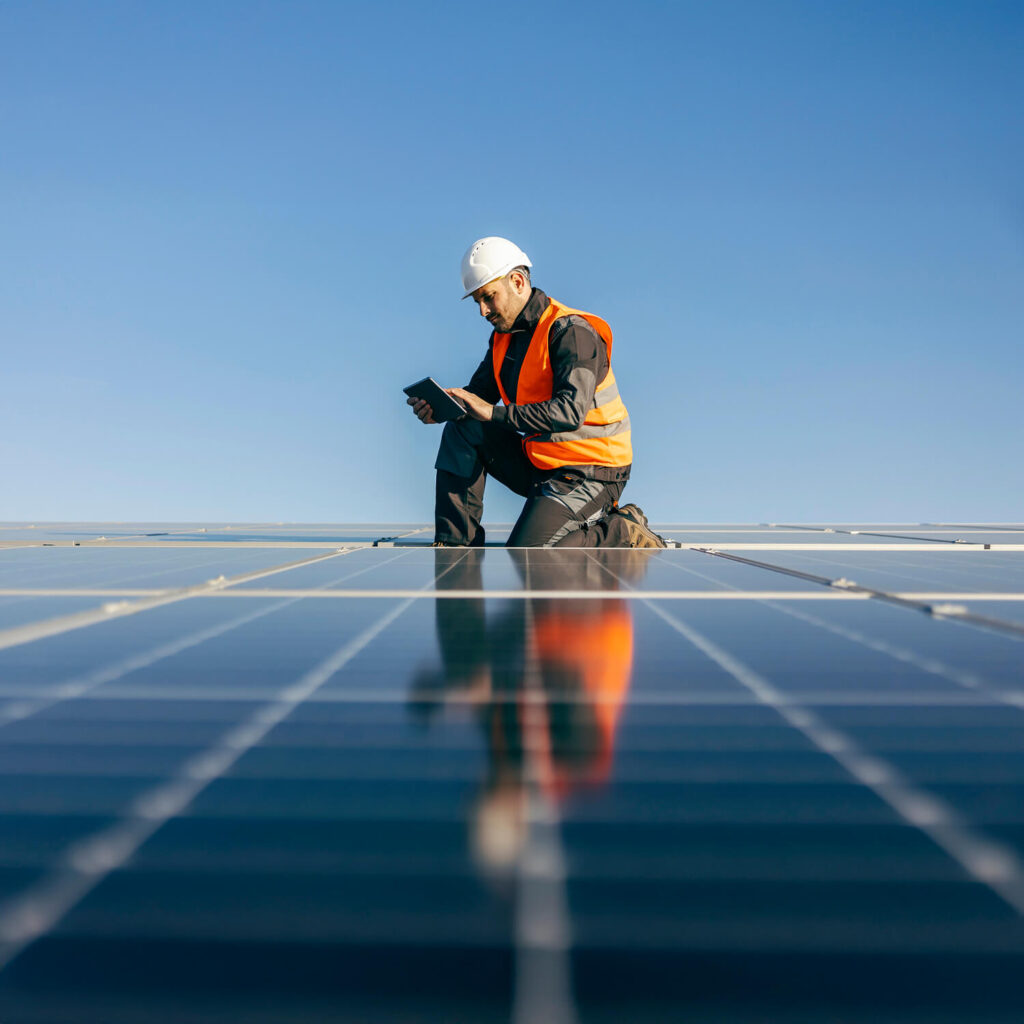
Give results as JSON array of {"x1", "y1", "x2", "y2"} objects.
[{"x1": 409, "y1": 548, "x2": 654, "y2": 875}]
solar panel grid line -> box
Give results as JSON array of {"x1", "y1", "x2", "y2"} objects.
[
  {"x1": 756, "y1": 601, "x2": 1024, "y2": 711},
  {"x1": 773, "y1": 524, "x2": 928, "y2": 533},
  {"x1": 0, "y1": 589, "x2": 168, "y2": 597},
  {"x1": 768, "y1": 523, "x2": 1024, "y2": 550},
  {"x1": 788, "y1": 527, "x2": 985, "y2": 544},
  {"x1": 744, "y1": 548, "x2": 1024, "y2": 588},
  {"x1": 845, "y1": 533, "x2": 981, "y2": 544},
  {"x1": 907, "y1": 556, "x2": 1024, "y2": 583},
  {"x1": 8, "y1": 710, "x2": 1022, "y2": 753},
  {"x1": 0, "y1": 548, "x2": 414, "y2": 733},
  {"x1": 0, "y1": 587, "x2": 866, "y2": 599},
  {"x1": 681, "y1": 543, "x2": 1024, "y2": 551},
  {"x1": 737, "y1": 551, "x2": 1024, "y2": 618},
  {"x1": 0, "y1": 548, "x2": 214, "y2": 587},
  {"x1": 784, "y1": 522, "x2": 1024, "y2": 535},
  {"x1": 588, "y1": 552, "x2": 1024, "y2": 918},
  {"x1": 512, "y1": 587, "x2": 577, "y2": 1024},
  {"x1": 0, "y1": 523, "x2": 432, "y2": 546},
  {"x1": 698, "y1": 549, "x2": 1024, "y2": 639},
  {"x1": 0, "y1": 550, "x2": 473, "y2": 973},
  {"x1": 5, "y1": 587, "x2": 1024, "y2": 603},
  {"x1": 10, "y1": 547, "x2": 307, "y2": 586},
  {"x1": 14, "y1": 752, "x2": 1024, "y2": 800},
  {"x1": 201, "y1": 589, "x2": 868, "y2": 600},
  {"x1": 935, "y1": 524, "x2": 1024, "y2": 531},
  {"x1": 10, "y1": 538, "x2": 1024, "y2": 550},
  {"x1": 0, "y1": 540, "x2": 383, "y2": 549},
  {"x1": 657, "y1": 553, "x2": 1024, "y2": 706},
  {"x1": 0, "y1": 547, "x2": 359, "y2": 653},
  {"x1": 0, "y1": 686, "x2": 1012, "y2": 708}
]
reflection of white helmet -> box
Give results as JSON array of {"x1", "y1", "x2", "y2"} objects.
[{"x1": 460, "y1": 236, "x2": 532, "y2": 299}]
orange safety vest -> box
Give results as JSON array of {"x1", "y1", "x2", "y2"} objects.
[{"x1": 490, "y1": 298, "x2": 633, "y2": 471}]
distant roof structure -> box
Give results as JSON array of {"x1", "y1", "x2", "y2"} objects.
[{"x1": 1, "y1": 522, "x2": 1023, "y2": 1022}]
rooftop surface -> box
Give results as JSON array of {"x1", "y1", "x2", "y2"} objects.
[{"x1": 1, "y1": 523, "x2": 1023, "y2": 1022}]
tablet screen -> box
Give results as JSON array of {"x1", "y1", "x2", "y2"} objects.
[{"x1": 403, "y1": 377, "x2": 466, "y2": 422}]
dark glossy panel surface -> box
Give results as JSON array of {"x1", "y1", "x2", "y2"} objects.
[
  {"x1": 0, "y1": 522, "x2": 433, "y2": 543},
  {"x1": 645, "y1": 599, "x2": 973, "y2": 696},
  {"x1": 951, "y1": 600, "x2": 1024, "y2": 627},
  {"x1": 0, "y1": 546, "x2": 339, "y2": 589},
  {"x1": 739, "y1": 595, "x2": 1024, "y2": 690},
  {"x1": 752, "y1": 549, "x2": 1024, "y2": 591},
  {"x1": 634, "y1": 549, "x2": 822, "y2": 590},
  {"x1": 0, "y1": 597, "x2": 299, "y2": 697},
  {"x1": 659, "y1": 530, "x2": 930, "y2": 545},
  {"x1": 0, "y1": 595, "x2": 138, "y2": 630},
  {"x1": 228, "y1": 546, "x2": 439, "y2": 589},
  {"x1": 2, "y1": 539, "x2": 1024, "y2": 1022}
]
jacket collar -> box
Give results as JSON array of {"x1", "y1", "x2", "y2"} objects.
[{"x1": 508, "y1": 288, "x2": 549, "y2": 334}]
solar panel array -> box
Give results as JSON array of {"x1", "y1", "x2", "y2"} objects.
[{"x1": 1, "y1": 522, "x2": 1023, "y2": 1022}]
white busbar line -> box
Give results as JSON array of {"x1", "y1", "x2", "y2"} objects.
[
  {"x1": 0, "y1": 589, "x2": 168, "y2": 596},
  {"x1": 6, "y1": 539, "x2": 1024, "y2": 551},
  {"x1": 3, "y1": 587, "x2": 1024, "y2": 602},
  {"x1": 201, "y1": 588, "x2": 1024, "y2": 603},
  {"x1": 0, "y1": 549, "x2": 357, "y2": 653},
  {"x1": 0, "y1": 686, "x2": 1007, "y2": 708},
  {"x1": 203, "y1": 588, "x2": 867, "y2": 600},
  {"x1": 0, "y1": 540, "x2": 372, "y2": 550},
  {"x1": 678, "y1": 543, "x2": 1024, "y2": 552}
]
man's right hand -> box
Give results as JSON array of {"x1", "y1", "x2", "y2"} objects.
[{"x1": 407, "y1": 396, "x2": 437, "y2": 424}]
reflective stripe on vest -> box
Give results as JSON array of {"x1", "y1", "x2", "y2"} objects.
[{"x1": 490, "y1": 298, "x2": 633, "y2": 471}]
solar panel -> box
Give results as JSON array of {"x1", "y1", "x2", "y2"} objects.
[{"x1": 1, "y1": 523, "x2": 1023, "y2": 1022}]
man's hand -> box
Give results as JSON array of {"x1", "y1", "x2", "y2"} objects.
[
  {"x1": 407, "y1": 396, "x2": 437, "y2": 424},
  {"x1": 449, "y1": 387, "x2": 494, "y2": 422}
]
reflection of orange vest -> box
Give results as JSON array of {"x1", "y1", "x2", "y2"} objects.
[
  {"x1": 491, "y1": 298, "x2": 633, "y2": 471},
  {"x1": 531, "y1": 603, "x2": 633, "y2": 796}
]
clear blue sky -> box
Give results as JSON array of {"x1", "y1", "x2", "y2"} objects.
[{"x1": 2, "y1": 0, "x2": 1021, "y2": 523}]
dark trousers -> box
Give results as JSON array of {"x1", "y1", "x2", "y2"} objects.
[{"x1": 434, "y1": 418, "x2": 632, "y2": 547}]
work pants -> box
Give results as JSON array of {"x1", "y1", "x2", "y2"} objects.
[{"x1": 434, "y1": 418, "x2": 632, "y2": 548}]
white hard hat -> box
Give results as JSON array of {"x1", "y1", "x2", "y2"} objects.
[{"x1": 460, "y1": 236, "x2": 532, "y2": 299}]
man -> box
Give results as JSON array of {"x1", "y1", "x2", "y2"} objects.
[{"x1": 408, "y1": 236, "x2": 665, "y2": 548}]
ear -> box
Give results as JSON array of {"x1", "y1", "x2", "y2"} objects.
[{"x1": 509, "y1": 270, "x2": 528, "y2": 294}]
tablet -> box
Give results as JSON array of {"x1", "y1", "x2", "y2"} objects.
[{"x1": 403, "y1": 377, "x2": 467, "y2": 422}]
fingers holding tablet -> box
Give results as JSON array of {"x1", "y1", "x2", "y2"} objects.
[{"x1": 406, "y1": 395, "x2": 437, "y2": 424}]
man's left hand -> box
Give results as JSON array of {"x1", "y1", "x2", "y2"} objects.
[{"x1": 448, "y1": 388, "x2": 493, "y2": 422}]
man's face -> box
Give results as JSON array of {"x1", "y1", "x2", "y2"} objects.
[{"x1": 472, "y1": 274, "x2": 527, "y2": 332}]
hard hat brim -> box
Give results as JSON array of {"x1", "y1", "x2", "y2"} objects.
[
  {"x1": 460, "y1": 264, "x2": 529, "y2": 300},
  {"x1": 461, "y1": 276, "x2": 500, "y2": 301}
]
